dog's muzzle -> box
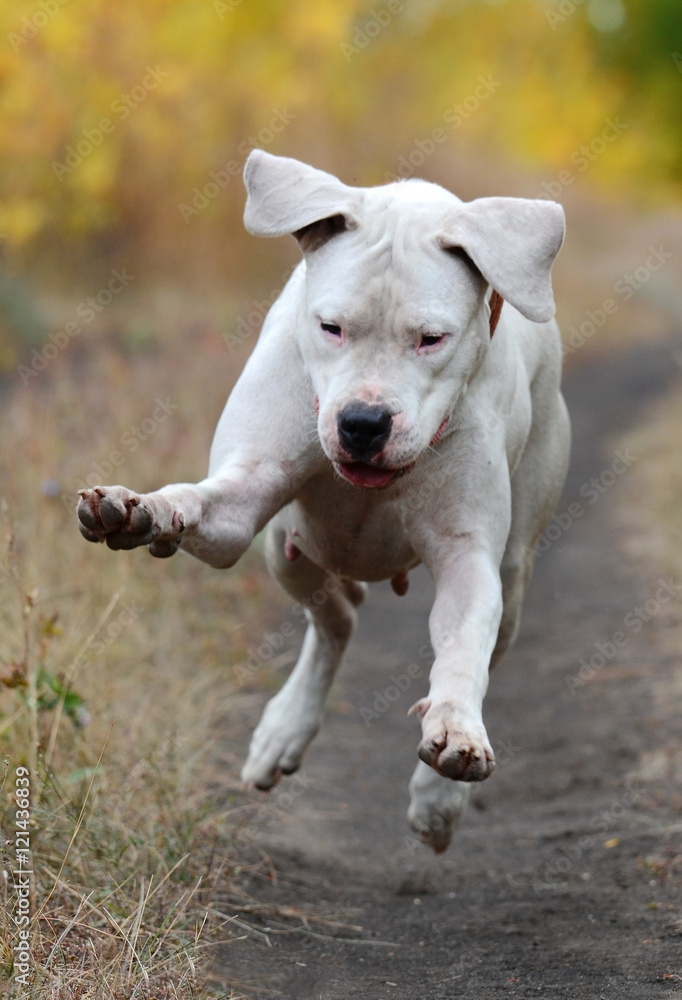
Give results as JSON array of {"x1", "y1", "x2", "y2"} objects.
[
  {"x1": 335, "y1": 403, "x2": 401, "y2": 488},
  {"x1": 337, "y1": 403, "x2": 392, "y2": 461}
]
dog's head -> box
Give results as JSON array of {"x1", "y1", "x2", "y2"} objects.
[{"x1": 243, "y1": 151, "x2": 564, "y2": 489}]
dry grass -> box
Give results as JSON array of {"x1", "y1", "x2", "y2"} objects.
[
  {"x1": 616, "y1": 370, "x2": 682, "y2": 728},
  {"x1": 0, "y1": 312, "x2": 290, "y2": 998},
  {"x1": 615, "y1": 371, "x2": 682, "y2": 831},
  {"x1": 618, "y1": 370, "x2": 682, "y2": 582}
]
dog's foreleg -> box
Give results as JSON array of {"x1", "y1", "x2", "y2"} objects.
[
  {"x1": 77, "y1": 461, "x2": 294, "y2": 568},
  {"x1": 410, "y1": 544, "x2": 503, "y2": 783}
]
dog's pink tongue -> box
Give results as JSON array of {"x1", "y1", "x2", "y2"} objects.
[{"x1": 338, "y1": 462, "x2": 397, "y2": 489}]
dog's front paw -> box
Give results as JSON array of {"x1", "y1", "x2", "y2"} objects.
[
  {"x1": 77, "y1": 486, "x2": 184, "y2": 556},
  {"x1": 410, "y1": 699, "x2": 495, "y2": 781}
]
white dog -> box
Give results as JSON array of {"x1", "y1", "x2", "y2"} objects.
[{"x1": 78, "y1": 151, "x2": 570, "y2": 853}]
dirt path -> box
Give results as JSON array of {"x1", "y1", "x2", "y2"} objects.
[{"x1": 214, "y1": 339, "x2": 682, "y2": 1000}]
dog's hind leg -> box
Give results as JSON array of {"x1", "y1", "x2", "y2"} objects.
[
  {"x1": 407, "y1": 760, "x2": 470, "y2": 854},
  {"x1": 241, "y1": 518, "x2": 365, "y2": 790},
  {"x1": 493, "y1": 381, "x2": 570, "y2": 668}
]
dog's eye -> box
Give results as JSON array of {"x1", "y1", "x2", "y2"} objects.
[
  {"x1": 418, "y1": 333, "x2": 446, "y2": 352},
  {"x1": 320, "y1": 322, "x2": 342, "y2": 338}
]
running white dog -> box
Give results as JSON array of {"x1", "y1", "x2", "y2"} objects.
[{"x1": 78, "y1": 151, "x2": 570, "y2": 853}]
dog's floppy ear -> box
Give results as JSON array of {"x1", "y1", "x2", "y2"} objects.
[
  {"x1": 243, "y1": 150, "x2": 359, "y2": 251},
  {"x1": 439, "y1": 198, "x2": 565, "y2": 323}
]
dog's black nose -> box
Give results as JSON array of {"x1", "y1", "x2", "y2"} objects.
[{"x1": 337, "y1": 404, "x2": 392, "y2": 460}]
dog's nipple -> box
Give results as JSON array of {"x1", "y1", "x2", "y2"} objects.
[
  {"x1": 284, "y1": 538, "x2": 301, "y2": 561},
  {"x1": 391, "y1": 571, "x2": 409, "y2": 596}
]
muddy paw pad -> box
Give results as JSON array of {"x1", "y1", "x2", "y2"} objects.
[
  {"x1": 148, "y1": 537, "x2": 181, "y2": 558},
  {"x1": 78, "y1": 522, "x2": 101, "y2": 543},
  {"x1": 97, "y1": 492, "x2": 129, "y2": 530},
  {"x1": 77, "y1": 494, "x2": 102, "y2": 533},
  {"x1": 128, "y1": 501, "x2": 154, "y2": 533},
  {"x1": 418, "y1": 734, "x2": 495, "y2": 782}
]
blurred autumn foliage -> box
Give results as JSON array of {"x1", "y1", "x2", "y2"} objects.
[{"x1": 0, "y1": 0, "x2": 680, "y2": 283}]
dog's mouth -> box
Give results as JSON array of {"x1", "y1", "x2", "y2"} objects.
[{"x1": 335, "y1": 461, "x2": 415, "y2": 489}]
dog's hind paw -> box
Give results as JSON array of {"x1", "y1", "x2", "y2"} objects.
[
  {"x1": 240, "y1": 736, "x2": 310, "y2": 792},
  {"x1": 408, "y1": 761, "x2": 470, "y2": 854},
  {"x1": 241, "y1": 695, "x2": 320, "y2": 791},
  {"x1": 77, "y1": 486, "x2": 184, "y2": 555}
]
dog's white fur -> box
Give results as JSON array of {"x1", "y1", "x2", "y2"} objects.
[{"x1": 78, "y1": 151, "x2": 570, "y2": 853}]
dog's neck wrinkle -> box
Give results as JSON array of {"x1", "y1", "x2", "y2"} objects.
[{"x1": 389, "y1": 216, "x2": 412, "y2": 274}]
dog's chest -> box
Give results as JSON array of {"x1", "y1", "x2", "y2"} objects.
[{"x1": 281, "y1": 477, "x2": 418, "y2": 581}]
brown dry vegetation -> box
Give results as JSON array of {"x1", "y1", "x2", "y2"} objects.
[
  {"x1": 0, "y1": 317, "x2": 295, "y2": 998},
  {"x1": 619, "y1": 370, "x2": 682, "y2": 612}
]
